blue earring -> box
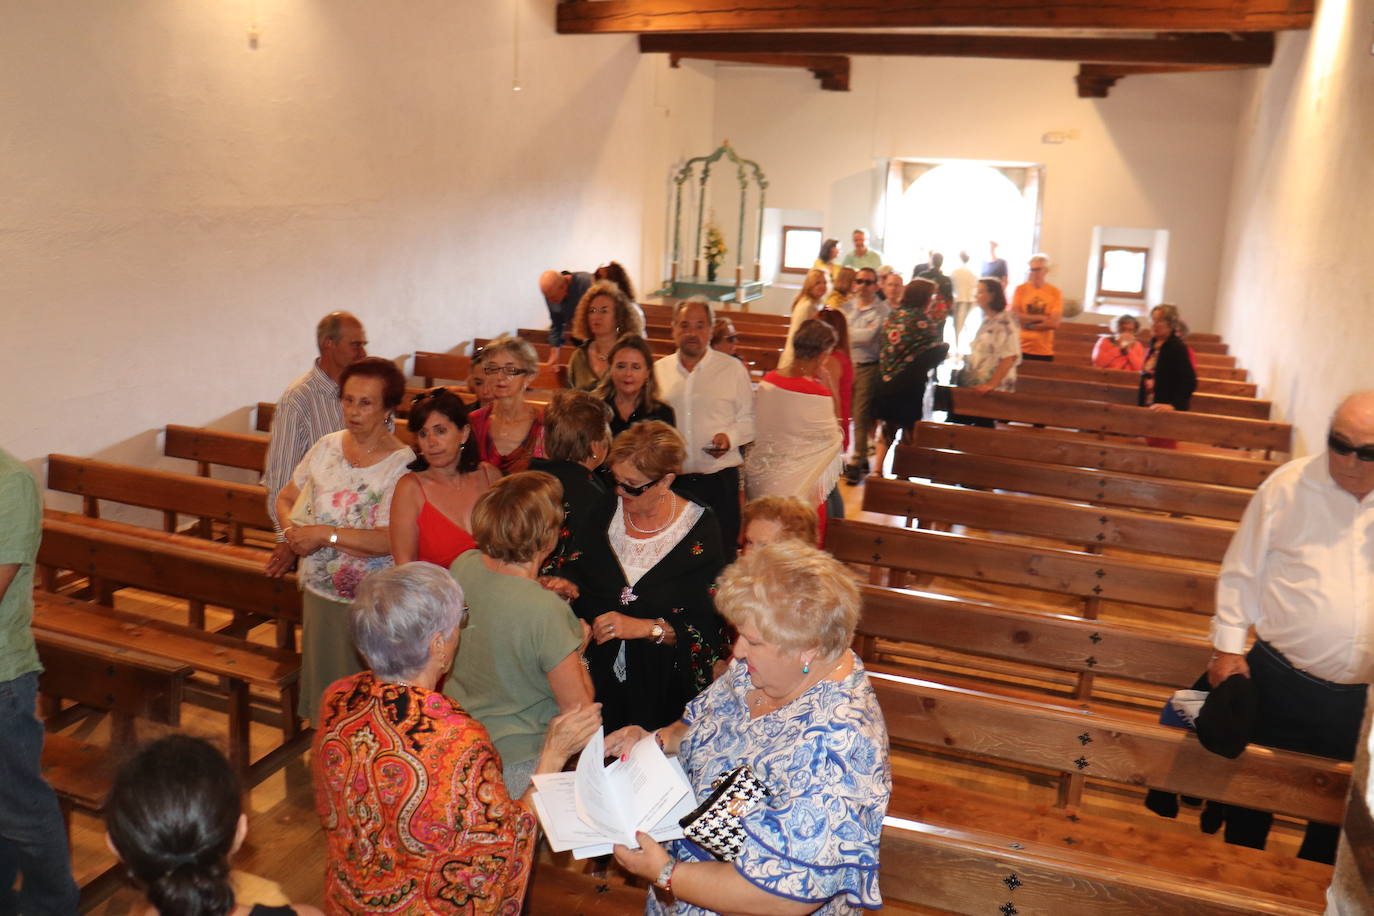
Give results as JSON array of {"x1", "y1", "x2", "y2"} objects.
[{"x1": 802, "y1": 663, "x2": 810, "y2": 675}]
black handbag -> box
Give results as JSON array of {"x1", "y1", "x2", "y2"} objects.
[{"x1": 678, "y1": 765, "x2": 771, "y2": 861}]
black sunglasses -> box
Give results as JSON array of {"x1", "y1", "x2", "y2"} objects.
[
  {"x1": 854, "y1": 278, "x2": 876, "y2": 285},
  {"x1": 1328, "y1": 433, "x2": 1374, "y2": 462},
  {"x1": 615, "y1": 475, "x2": 664, "y2": 497}
]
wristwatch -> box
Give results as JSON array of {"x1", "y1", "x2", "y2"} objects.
[
  {"x1": 650, "y1": 622, "x2": 666, "y2": 644},
  {"x1": 653, "y1": 859, "x2": 677, "y2": 891},
  {"x1": 328, "y1": 529, "x2": 339, "y2": 546}
]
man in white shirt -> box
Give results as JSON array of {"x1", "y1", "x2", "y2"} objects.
[
  {"x1": 949, "y1": 251, "x2": 978, "y2": 347},
  {"x1": 1206, "y1": 390, "x2": 1374, "y2": 862},
  {"x1": 841, "y1": 268, "x2": 889, "y2": 483},
  {"x1": 263, "y1": 311, "x2": 368, "y2": 576},
  {"x1": 654, "y1": 298, "x2": 755, "y2": 559}
]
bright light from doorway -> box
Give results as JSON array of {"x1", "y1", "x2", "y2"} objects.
[{"x1": 888, "y1": 163, "x2": 1033, "y2": 280}]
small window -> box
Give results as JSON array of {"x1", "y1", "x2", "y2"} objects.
[
  {"x1": 1098, "y1": 245, "x2": 1149, "y2": 299},
  {"x1": 780, "y1": 226, "x2": 823, "y2": 275}
]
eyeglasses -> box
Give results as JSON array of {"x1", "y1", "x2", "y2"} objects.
[
  {"x1": 854, "y1": 279, "x2": 876, "y2": 286},
  {"x1": 588, "y1": 305, "x2": 613, "y2": 315},
  {"x1": 482, "y1": 365, "x2": 531, "y2": 377},
  {"x1": 615, "y1": 475, "x2": 664, "y2": 497},
  {"x1": 1328, "y1": 433, "x2": 1374, "y2": 462}
]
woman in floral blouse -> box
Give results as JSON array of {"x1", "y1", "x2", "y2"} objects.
[
  {"x1": 269, "y1": 357, "x2": 414, "y2": 722},
  {"x1": 870, "y1": 277, "x2": 949, "y2": 476}
]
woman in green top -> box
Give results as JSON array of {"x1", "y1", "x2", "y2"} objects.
[
  {"x1": 444, "y1": 471, "x2": 594, "y2": 797},
  {"x1": 566, "y1": 281, "x2": 644, "y2": 390}
]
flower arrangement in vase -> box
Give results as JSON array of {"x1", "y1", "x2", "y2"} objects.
[{"x1": 704, "y1": 217, "x2": 727, "y2": 283}]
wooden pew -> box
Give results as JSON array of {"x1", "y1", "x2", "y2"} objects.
[
  {"x1": 527, "y1": 868, "x2": 647, "y2": 914},
  {"x1": 1055, "y1": 326, "x2": 1230, "y2": 355},
  {"x1": 893, "y1": 446, "x2": 1254, "y2": 521},
  {"x1": 907, "y1": 421, "x2": 1278, "y2": 489},
  {"x1": 34, "y1": 591, "x2": 303, "y2": 783},
  {"x1": 1052, "y1": 338, "x2": 1237, "y2": 369},
  {"x1": 1060, "y1": 319, "x2": 1223, "y2": 344},
  {"x1": 827, "y1": 518, "x2": 1216, "y2": 615},
  {"x1": 863, "y1": 476, "x2": 1235, "y2": 563},
  {"x1": 1014, "y1": 374, "x2": 1271, "y2": 420},
  {"x1": 47, "y1": 454, "x2": 274, "y2": 537},
  {"x1": 165, "y1": 424, "x2": 268, "y2": 476},
  {"x1": 414, "y1": 350, "x2": 566, "y2": 389},
  {"x1": 944, "y1": 388, "x2": 1291, "y2": 454},
  {"x1": 1017, "y1": 359, "x2": 1259, "y2": 398}
]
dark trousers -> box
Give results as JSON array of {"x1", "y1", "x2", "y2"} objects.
[
  {"x1": 546, "y1": 310, "x2": 566, "y2": 347},
  {"x1": 1022, "y1": 353, "x2": 1054, "y2": 362},
  {"x1": 676, "y1": 467, "x2": 740, "y2": 562},
  {"x1": 1218, "y1": 640, "x2": 1367, "y2": 863},
  {"x1": 0, "y1": 672, "x2": 80, "y2": 916}
]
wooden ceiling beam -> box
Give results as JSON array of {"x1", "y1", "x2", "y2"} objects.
[
  {"x1": 1076, "y1": 62, "x2": 1249, "y2": 97},
  {"x1": 559, "y1": 0, "x2": 1312, "y2": 34},
  {"x1": 640, "y1": 31, "x2": 1275, "y2": 67},
  {"x1": 670, "y1": 52, "x2": 851, "y2": 90}
]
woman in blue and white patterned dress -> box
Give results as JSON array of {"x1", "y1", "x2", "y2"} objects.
[{"x1": 607, "y1": 542, "x2": 891, "y2": 915}]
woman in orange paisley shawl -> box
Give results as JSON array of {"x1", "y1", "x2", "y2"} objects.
[{"x1": 312, "y1": 563, "x2": 600, "y2": 915}]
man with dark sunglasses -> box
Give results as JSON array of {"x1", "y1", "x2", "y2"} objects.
[
  {"x1": 1206, "y1": 391, "x2": 1374, "y2": 863},
  {"x1": 841, "y1": 268, "x2": 888, "y2": 484}
]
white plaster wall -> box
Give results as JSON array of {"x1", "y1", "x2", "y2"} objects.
[
  {"x1": 1, "y1": 1, "x2": 714, "y2": 470},
  {"x1": 1212, "y1": 0, "x2": 1374, "y2": 452},
  {"x1": 709, "y1": 56, "x2": 1243, "y2": 329}
]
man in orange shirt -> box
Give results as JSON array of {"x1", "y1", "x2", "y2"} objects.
[{"x1": 1011, "y1": 253, "x2": 1063, "y2": 361}]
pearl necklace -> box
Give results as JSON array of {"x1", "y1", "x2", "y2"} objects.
[{"x1": 626, "y1": 493, "x2": 677, "y2": 535}]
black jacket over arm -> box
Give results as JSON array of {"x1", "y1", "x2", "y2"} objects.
[{"x1": 1139, "y1": 333, "x2": 1197, "y2": 411}]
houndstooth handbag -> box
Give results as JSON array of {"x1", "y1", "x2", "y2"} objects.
[{"x1": 678, "y1": 765, "x2": 770, "y2": 861}]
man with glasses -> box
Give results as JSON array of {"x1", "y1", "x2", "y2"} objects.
[
  {"x1": 263, "y1": 311, "x2": 369, "y2": 575},
  {"x1": 1204, "y1": 391, "x2": 1374, "y2": 863},
  {"x1": 654, "y1": 297, "x2": 755, "y2": 558},
  {"x1": 1010, "y1": 253, "x2": 1062, "y2": 361},
  {"x1": 841, "y1": 268, "x2": 889, "y2": 484}
]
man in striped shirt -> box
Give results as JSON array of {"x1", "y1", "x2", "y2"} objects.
[{"x1": 263, "y1": 312, "x2": 368, "y2": 574}]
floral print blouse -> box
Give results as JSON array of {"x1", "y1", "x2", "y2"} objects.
[{"x1": 289, "y1": 431, "x2": 413, "y2": 601}]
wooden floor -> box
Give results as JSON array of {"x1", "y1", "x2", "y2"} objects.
[{"x1": 66, "y1": 472, "x2": 1303, "y2": 914}]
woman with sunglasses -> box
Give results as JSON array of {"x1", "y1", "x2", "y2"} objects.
[
  {"x1": 556, "y1": 421, "x2": 727, "y2": 733},
  {"x1": 389, "y1": 388, "x2": 500, "y2": 568},
  {"x1": 594, "y1": 334, "x2": 675, "y2": 438},
  {"x1": 467, "y1": 335, "x2": 545, "y2": 474},
  {"x1": 566, "y1": 280, "x2": 644, "y2": 390}
]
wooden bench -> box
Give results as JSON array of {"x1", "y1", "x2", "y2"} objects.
[
  {"x1": 1017, "y1": 359, "x2": 1259, "y2": 398},
  {"x1": 165, "y1": 424, "x2": 268, "y2": 476},
  {"x1": 47, "y1": 453, "x2": 274, "y2": 541},
  {"x1": 1060, "y1": 319, "x2": 1223, "y2": 344},
  {"x1": 1014, "y1": 374, "x2": 1271, "y2": 420},
  {"x1": 527, "y1": 867, "x2": 646, "y2": 915},
  {"x1": 907, "y1": 422, "x2": 1279, "y2": 489},
  {"x1": 944, "y1": 388, "x2": 1291, "y2": 454},
  {"x1": 893, "y1": 446, "x2": 1255, "y2": 521},
  {"x1": 1054, "y1": 326, "x2": 1230, "y2": 355},
  {"x1": 256, "y1": 394, "x2": 547, "y2": 436},
  {"x1": 34, "y1": 591, "x2": 303, "y2": 783},
  {"x1": 863, "y1": 476, "x2": 1235, "y2": 563},
  {"x1": 414, "y1": 350, "x2": 567, "y2": 389}
]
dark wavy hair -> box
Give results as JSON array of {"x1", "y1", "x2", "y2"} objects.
[
  {"x1": 978, "y1": 277, "x2": 1007, "y2": 313},
  {"x1": 405, "y1": 388, "x2": 480, "y2": 473},
  {"x1": 106, "y1": 735, "x2": 242, "y2": 916}
]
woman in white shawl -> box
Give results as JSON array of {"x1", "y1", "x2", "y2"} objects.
[{"x1": 746, "y1": 319, "x2": 844, "y2": 535}]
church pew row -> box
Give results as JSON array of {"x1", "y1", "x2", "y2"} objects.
[
  {"x1": 255, "y1": 395, "x2": 550, "y2": 435},
  {"x1": 862, "y1": 476, "x2": 1235, "y2": 564},
  {"x1": 33, "y1": 589, "x2": 303, "y2": 784},
  {"x1": 1014, "y1": 374, "x2": 1271, "y2": 420},
  {"x1": 416, "y1": 351, "x2": 567, "y2": 389},
  {"x1": 1017, "y1": 359, "x2": 1258, "y2": 398},
  {"x1": 827, "y1": 518, "x2": 1216, "y2": 616},
  {"x1": 526, "y1": 867, "x2": 647, "y2": 914},
  {"x1": 640, "y1": 302, "x2": 790, "y2": 328},
  {"x1": 1059, "y1": 319, "x2": 1224, "y2": 344},
  {"x1": 1050, "y1": 338, "x2": 1237, "y2": 370},
  {"x1": 48, "y1": 454, "x2": 274, "y2": 543},
  {"x1": 1053, "y1": 326, "x2": 1229, "y2": 355},
  {"x1": 166, "y1": 424, "x2": 269, "y2": 475},
  {"x1": 944, "y1": 388, "x2": 1291, "y2": 454},
  {"x1": 907, "y1": 422, "x2": 1279, "y2": 490},
  {"x1": 892, "y1": 446, "x2": 1254, "y2": 522}
]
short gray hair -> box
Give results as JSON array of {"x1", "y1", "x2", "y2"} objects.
[
  {"x1": 351, "y1": 563, "x2": 467, "y2": 682},
  {"x1": 673, "y1": 296, "x2": 713, "y2": 327}
]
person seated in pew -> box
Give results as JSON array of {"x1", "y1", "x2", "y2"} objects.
[
  {"x1": 565, "y1": 280, "x2": 645, "y2": 390},
  {"x1": 263, "y1": 311, "x2": 369, "y2": 575},
  {"x1": 467, "y1": 347, "x2": 495, "y2": 410},
  {"x1": 388, "y1": 387, "x2": 500, "y2": 568},
  {"x1": 266, "y1": 356, "x2": 414, "y2": 723},
  {"x1": 741, "y1": 496, "x2": 819, "y2": 551},
  {"x1": 315, "y1": 563, "x2": 600, "y2": 912},
  {"x1": 598, "y1": 334, "x2": 676, "y2": 438},
  {"x1": 1092, "y1": 313, "x2": 1146, "y2": 371},
  {"x1": 106, "y1": 733, "x2": 324, "y2": 916},
  {"x1": 949, "y1": 277, "x2": 1022, "y2": 428},
  {"x1": 468, "y1": 335, "x2": 546, "y2": 475},
  {"x1": 607, "y1": 543, "x2": 890, "y2": 916},
  {"x1": 0, "y1": 445, "x2": 80, "y2": 915},
  {"x1": 530, "y1": 389, "x2": 612, "y2": 576},
  {"x1": 711, "y1": 317, "x2": 739, "y2": 358},
  {"x1": 1139, "y1": 303, "x2": 1198, "y2": 449}
]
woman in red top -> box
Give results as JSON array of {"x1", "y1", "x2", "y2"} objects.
[
  {"x1": 390, "y1": 388, "x2": 500, "y2": 567},
  {"x1": 1091, "y1": 314, "x2": 1146, "y2": 371},
  {"x1": 467, "y1": 335, "x2": 546, "y2": 474}
]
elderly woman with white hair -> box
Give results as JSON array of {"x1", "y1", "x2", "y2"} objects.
[
  {"x1": 312, "y1": 563, "x2": 600, "y2": 915},
  {"x1": 606, "y1": 543, "x2": 891, "y2": 915}
]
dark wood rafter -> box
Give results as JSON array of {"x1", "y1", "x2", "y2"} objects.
[
  {"x1": 1076, "y1": 62, "x2": 1249, "y2": 97},
  {"x1": 559, "y1": 0, "x2": 1312, "y2": 34},
  {"x1": 670, "y1": 51, "x2": 851, "y2": 90},
  {"x1": 641, "y1": 31, "x2": 1274, "y2": 66}
]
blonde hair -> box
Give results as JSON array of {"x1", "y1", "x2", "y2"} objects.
[
  {"x1": 715, "y1": 542, "x2": 860, "y2": 658},
  {"x1": 741, "y1": 497, "x2": 818, "y2": 547},
  {"x1": 792, "y1": 268, "x2": 829, "y2": 308},
  {"x1": 1151, "y1": 303, "x2": 1183, "y2": 333},
  {"x1": 607, "y1": 420, "x2": 684, "y2": 482},
  {"x1": 570, "y1": 280, "x2": 644, "y2": 342},
  {"x1": 470, "y1": 471, "x2": 563, "y2": 564}
]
